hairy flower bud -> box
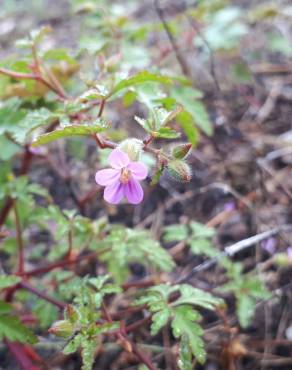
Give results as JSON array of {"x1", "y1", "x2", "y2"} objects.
[
  {"x1": 118, "y1": 139, "x2": 143, "y2": 161},
  {"x1": 167, "y1": 159, "x2": 192, "y2": 182},
  {"x1": 48, "y1": 320, "x2": 74, "y2": 338},
  {"x1": 172, "y1": 143, "x2": 192, "y2": 159}
]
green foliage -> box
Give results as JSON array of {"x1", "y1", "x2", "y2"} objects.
[
  {"x1": 170, "y1": 86, "x2": 212, "y2": 136},
  {"x1": 0, "y1": 301, "x2": 37, "y2": 344},
  {"x1": 135, "y1": 106, "x2": 182, "y2": 139},
  {"x1": 136, "y1": 283, "x2": 223, "y2": 366},
  {"x1": 32, "y1": 120, "x2": 109, "y2": 147},
  {"x1": 0, "y1": 275, "x2": 21, "y2": 290},
  {"x1": 31, "y1": 205, "x2": 106, "y2": 260},
  {"x1": 197, "y1": 7, "x2": 248, "y2": 50},
  {"x1": 50, "y1": 276, "x2": 120, "y2": 370},
  {"x1": 95, "y1": 226, "x2": 175, "y2": 283},
  {"x1": 163, "y1": 222, "x2": 218, "y2": 257},
  {"x1": 218, "y1": 261, "x2": 271, "y2": 328},
  {"x1": 0, "y1": 176, "x2": 48, "y2": 205},
  {"x1": 109, "y1": 71, "x2": 173, "y2": 98}
]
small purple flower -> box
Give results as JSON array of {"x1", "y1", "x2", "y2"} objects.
[
  {"x1": 287, "y1": 247, "x2": 292, "y2": 259},
  {"x1": 261, "y1": 237, "x2": 277, "y2": 255},
  {"x1": 95, "y1": 148, "x2": 148, "y2": 205},
  {"x1": 223, "y1": 201, "x2": 236, "y2": 212}
]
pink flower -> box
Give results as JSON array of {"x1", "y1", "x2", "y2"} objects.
[{"x1": 95, "y1": 148, "x2": 148, "y2": 205}]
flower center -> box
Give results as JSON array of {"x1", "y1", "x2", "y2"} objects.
[{"x1": 120, "y1": 168, "x2": 131, "y2": 184}]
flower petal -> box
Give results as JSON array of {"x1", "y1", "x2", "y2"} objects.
[
  {"x1": 95, "y1": 168, "x2": 120, "y2": 186},
  {"x1": 127, "y1": 161, "x2": 148, "y2": 180},
  {"x1": 104, "y1": 181, "x2": 124, "y2": 204},
  {"x1": 124, "y1": 178, "x2": 144, "y2": 204},
  {"x1": 109, "y1": 148, "x2": 130, "y2": 169}
]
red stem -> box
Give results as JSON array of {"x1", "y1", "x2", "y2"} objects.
[
  {"x1": 5, "y1": 341, "x2": 42, "y2": 370},
  {"x1": 21, "y1": 250, "x2": 103, "y2": 277},
  {"x1": 131, "y1": 341, "x2": 159, "y2": 370},
  {"x1": 13, "y1": 201, "x2": 24, "y2": 274},
  {"x1": 19, "y1": 281, "x2": 66, "y2": 309},
  {"x1": 0, "y1": 67, "x2": 66, "y2": 99}
]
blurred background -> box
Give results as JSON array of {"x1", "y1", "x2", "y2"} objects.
[{"x1": 1, "y1": 0, "x2": 292, "y2": 369}]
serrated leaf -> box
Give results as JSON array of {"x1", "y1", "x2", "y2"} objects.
[
  {"x1": 172, "y1": 285, "x2": 223, "y2": 310},
  {"x1": 189, "y1": 238, "x2": 218, "y2": 257},
  {"x1": 163, "y1": 224, "x2": 189, "y2": 243},
  {"x1": 63, "y1": 333, "x2": 83, "y2": 354},
  {"x1": 109, "y1": 71, "x2": 173, "y2": 97},
  {"x1": 171, "y1": 305, "x2": 206, "y2": 364},
  {"x1": 98, "y1": 227, "x2": 175, "y2": 283},
  {"x1": 151, "y1": 307, "x2": 171, "y2": 335},
  {"x1": 236, "y1": 294, "x2": 256, "y2": 328},
  {"x1": 178, "y1": 334, "x2": 193, "y2": 370},
  {"x1": 81, "y1": 338, "x2": 97, "y2": 370},
  {"x1": 189, "y1": 222, "x2": 215, "y2": 238},
  {"x1": 0, "y1": 275, "x2": 21, "y2": 290},
  {"x1": 32, "y1": 122, "x2": 108, "y2": 147},
  {"x1": 0, "y1": 315, "x2": 37, "y2": 344}
]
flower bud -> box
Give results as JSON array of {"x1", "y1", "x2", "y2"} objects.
[
  {"x1": 172, "y1": 143, "x2": 192, "y2": 159},
  {"x1": 48, "y1": 320, "x2": 74, "y2": 338},
  {"x1": 167, "y1": 160, "x2": 192, "y2": 182},
  {"x1": 118, "y1": 139, "x2": 143, "y2": 161}
]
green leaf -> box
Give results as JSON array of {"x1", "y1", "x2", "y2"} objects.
[
  {"x1": 63, "y1": 333, "x2": 83, "y2": 354},
  {"x1": 189, "y1": 222, "x2": 215, "y2": 238},
  {"x1": 0, "y1": 98, "x2": 26, "y2": 137},
  {"x1": 151, "y1": 307, "x2": 171, "y2": 335},
  {"x1": 172, "y1": 285, "x2": 223, "y2": 310},
  {"x1": 98, "y1": 227, "x2": 175, "y2": 283},
  {"x1": 32, "y1": 121, "x2": 109, "y2": 147},
  {"x1": 171, "y1": 86, "x2": 212, "y2": 136},
  {"x1": 178, "y1": 334, "x2": 193, "y2": 370},
  {"x1": 172, "y1": 305, "x2": 206, "y2": 364},
  {"x1": 0, "y1": 135, "x2": 20, "y2": 161},
  {"x1": 236, "y1": 294, "x2": 256, "y2": 328},
  {"x1": 43, "y1": 48, "x2": 78, "y2": 65},
  {"x1": 176, "y1": 111, "x2": 199, "y2": 146},
  {"x1": 163, "y1": 224, "x2": 189, "y2": 243},
  {"x1": 189, "y1": 238, "x2": 218, "y2": 257},
  {"x1": 0, "y1": 275, "x2": 21, "y2": 290},
  {"x1": 152, "y1": 105, "x2": 183, "y2": 127},
  {"x1": 0, "y1": 301, "x2": 12, "y2": 315},
  {"x1": 154, "y1": 127, "x2": 180, "y2": 139},
  {"x1": 109, "y1": 71, "x2": 173, "y2": 97},
  {"x1": 218, "y1": 260, "x2": 271, "y2": 328},
  {"x1": 15, "y1": 108, "x2": 56, "y2": 144},
  {"x1": 0, "y1": 314, "x2": 37, "y2": 344},
  {"x1": 81, "y1": 338, "x2": 97, "y2": 370}
]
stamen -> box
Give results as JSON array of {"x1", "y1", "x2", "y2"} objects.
[{"x1": 120, "y1": 168, "x2": 131, "y2": 184}]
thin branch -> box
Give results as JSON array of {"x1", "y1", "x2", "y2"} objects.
[
  {"x1": 0, "y1": 67, "x2": 66, "y2": 99},
  {"x1": 177, "y1": 224, "x2": 292, "y2": 283},
  {"x1": 187, "y1": 16, "x2": 221, "y2": 91},
  {"x1": 19, "y1": 281, "x2": 66, "y2": 309},
  {"x1": 154, "y1": 0, "x2": 192, "y2": 79},
  {"x1": 21, "y1": 248, "x2": 109, "y2": 277}
]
